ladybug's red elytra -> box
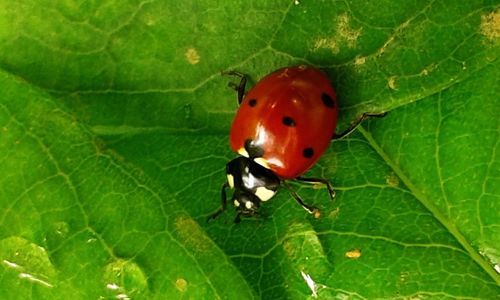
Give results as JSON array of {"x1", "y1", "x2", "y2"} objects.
[{"x1": 209, "y1": 66, "x2": 385, "y2": 223}]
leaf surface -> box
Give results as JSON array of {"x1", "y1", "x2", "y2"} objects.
[{"x1": 0, "y1": 0, "x2": 499, "y2": 298}]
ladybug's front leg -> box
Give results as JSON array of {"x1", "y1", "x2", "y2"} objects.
[
  {"x1": 221, "y1": 71, "x2": 247, "y2": 105},
  {"x1": 207, "y1": 182, "x2": 229, "y2": 222},
  {"x1": 333, "y1": 112, "x2": 387, "y2": 140}
]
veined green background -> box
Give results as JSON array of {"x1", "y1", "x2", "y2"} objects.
[{"x1": 0, "y1": 0, "x2": 499, "y2": 299}]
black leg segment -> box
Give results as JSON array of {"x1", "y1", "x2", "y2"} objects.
[
  {"x1": 333, "y1": 112, "x2": 387, "y2": 140},
  {"x1": 207, "y1": 182, "x2": 229, "y2": 222},
  {"x1": 234, "y1": 212, "x2": 242, "y2": 224},
  {"x1": 295, "y1": 176, "x2": 335, "y2": 200},
  {"x1": 221, "y1": 70, "x2": 247, "y2": 105},
  {"x1": 283, "y1": 181, "x2": 320, "y2": 218}
]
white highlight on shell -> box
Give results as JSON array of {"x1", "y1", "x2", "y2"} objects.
[
  {"x1": 233, "y1": 200, "x2": 240, "y2": 207},
  {"x1": 255, "y1": 187, "x2": 275, "y2": 201},
  {"x1": 238, "y1": 148, "x2": 249, "y2": 157},
  {"x1": 300, "y1": 271, "x2": 318, "y2": 298},
  {"x1": 254, "y1": 157, "x2": 270, "y2": 169},
  {"x1": 245, "y1": 201, "x2": 253, "y2": 209},
  {"x1": 243, "y1": 169, "x2": 257, "y2": 188},
  {"x1": 227, "y1": 174, "x2": 234, "y2": 188}
]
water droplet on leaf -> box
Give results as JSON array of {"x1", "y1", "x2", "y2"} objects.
[
  {"x1": 102, "y1": 259, "x2": 148, "y2": 299},
  {"x1": 0, "y1": 236, "x2": 56, "y2": 288}
]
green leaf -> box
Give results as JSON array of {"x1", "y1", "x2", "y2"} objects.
[{"x1": 0, "y1": 0, "x2": 499, "y2": 299}]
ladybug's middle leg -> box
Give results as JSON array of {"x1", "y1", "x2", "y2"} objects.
[
  {"x1": 221, "y1": 71, "x2": 247, "y2": 105},
  {"x1": 332, "y1": 112, "x2": 387, "y2": 140}
]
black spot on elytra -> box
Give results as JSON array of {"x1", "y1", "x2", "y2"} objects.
[
  {"x1": 321, "y1": 93, "x2": 335, "y2": 108},
  {"x1": 303, "y1": 147, "x2": 314, "y2": 158},
  {"x1": 244, "y1": 138, "x2": 264, "y2": 158},
  {"x1": 282, "y1": 116, "x2": 296, "y2": 127},
  {"x1": 248, "y1": 99, "x2": 257, "y2": 107}
]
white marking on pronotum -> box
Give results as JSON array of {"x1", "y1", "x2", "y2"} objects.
[
  {"x1": 254, "y1": 157, "x2": 270, "y2": 169},
  {"x1": 238, "y1": 148, "x2": 249, "y2": 157},
  {"x1": 255, "y1": 187, "x2": 275, "y2": 201},
  {"x1": 227, "y1": 174, "x2": 234, "y2": 188},
  {"x1": 245, "y1": 201, "x2": 253, "y2": 209},
  {"x1": 300, "y1": 271, "x2": 318, "y2": 298}
]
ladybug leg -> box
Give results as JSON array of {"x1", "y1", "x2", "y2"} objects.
[
  {"x1": 234, "y1": 212, "x2": 242, "y2": 223},
  {"x1": 283, "y1": 181, "x2": 321, "y2": 218},
  {"x1": 332, "y1": 112, "x2": 387, "y2": 140},
  {"x1": 207, "y1": 182, "x2": 229, "y2": 222},
  {"x1": 221, "y1": 70, "x2": 247, "y2": 105},
  {"x1": 234, "y1": 210, "x2": 261, "y2": 223},
  {"x1": 295, "y1": 177, "x2": 335, "y2": 200}
]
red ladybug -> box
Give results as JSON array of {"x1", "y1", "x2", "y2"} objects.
[{"x1": 209, "y1": 66, "x2": 385, "y2": 222}]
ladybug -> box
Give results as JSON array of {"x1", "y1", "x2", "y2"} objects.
[{"x1": 209, "y1": 65, "x2": 385, "y2": 223}]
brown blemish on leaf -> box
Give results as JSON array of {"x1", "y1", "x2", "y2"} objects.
[
  {"x1": 313, "y1": 13, "x2": 362, "y2": 53},
  {"x1": 388, "y1": 76, "x2": 397, "y2": 90},
  {"x1": 175, "y1": 216, "x2": 210, "y2": 252},
  {"x1": 345, "y1": 248, "x2": 362, "y2": 259},
  {"x1": 354, "y1": 56, "x2": 366, "y2": 66},
  {"x1": 282, "y1": 239, "x2": 297, "y2": 259},
  {"x1": 175, "y1": 278, "x2": 188, "y2": 292},
  {"x1": 185, "y1": 48, "x2": 200, "y2": 64},
  {"x1": 386, "y1": 172, "x2": 400, "y2": 187},
  {"x1": 337, "y1": 14, "x2": 362, "y2": 48},
  {"x1": 142, "y1": 12, "x2": 157, "y2": 26},
  {"x1": 399, "y1": 271, "x2": 410, "y2": 282},
  {"x1": 419, "y1": 63, "x2": 437, "y2": 77},
  {"x1": 313, "y1": 38, "x2": 339, "y2": 53},
  {"x1": 480, "y1": 10, "x2": 500, "y2": 42}
]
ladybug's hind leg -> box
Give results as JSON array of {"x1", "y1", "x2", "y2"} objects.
[
  {"x1": 221, "y1": 70, "x2": 247, "y2": 105},
  {"x1": 283, "y1": 181, "x2": 321, "y2": 218},
  {"x1": 295, "y1": 176, "x2": 335, "y2": 200},
  {"x1": 333, "y1": 112, "x2": 387, "y2": 140}
]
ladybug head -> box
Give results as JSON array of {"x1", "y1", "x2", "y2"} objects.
[{"x1": 226, "y1": 157, "x2": 280, "y2": 220}]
